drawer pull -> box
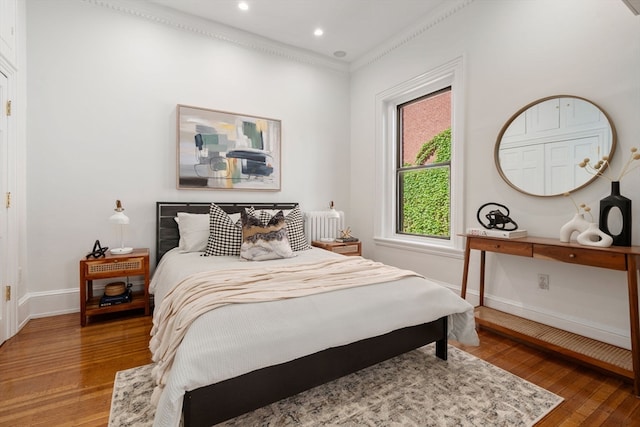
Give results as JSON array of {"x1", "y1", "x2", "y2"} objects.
[
  {"x1": 493, "y1": 245, "x2": 501, "y2": 249},
  {"x1": 569, "y1": 253, "x2": 576, "y2": 258}
]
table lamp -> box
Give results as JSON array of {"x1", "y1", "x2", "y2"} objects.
[
  {"x1": 109, "y1": 200, "x2": 133, "y2": 254},
  {"x1": 320, "y1": 201, "x2": 341, "y2": 242},
  {"x1": 328, "y1": 201, "x2": 340, "y2": 220}
]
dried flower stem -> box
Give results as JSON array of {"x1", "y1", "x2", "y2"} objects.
[
  {"x1": 563, "y1": 192, "x2": 579, "y2": 211},
  {"x1": 579, "y1": 147, "x2": 640, "y2": 182},
  {"x1": 617, "y1": 147, "x2": 640, "y2": 180},
  {"x1": 579, "y1": 157, "x2": 613, "y2": 181},
  {"x1": 563, "y1": 192, "x2": 594, "y2": 221}
]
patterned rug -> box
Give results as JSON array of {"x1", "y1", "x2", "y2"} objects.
[{"x1": 109, "y1": 344, "x2": 562, "y2": 426}]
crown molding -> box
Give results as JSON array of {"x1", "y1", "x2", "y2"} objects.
[
  {"x1": 350, "y1": 0, "x2": 475, "y2": 72},
  {"x1": 82, "y1": 0, "x2": 350, "y2": 73},
  {"x1": 83, "y1": 0, "x2": 472, "y2": 74}
]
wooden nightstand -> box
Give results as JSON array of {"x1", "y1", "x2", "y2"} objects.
[
  {"x1": 311, "y1": 240, "x2": 362, "y2": 256},
  {"x1": 79, "y1": 248, "x2": 151, "y2": 326}
]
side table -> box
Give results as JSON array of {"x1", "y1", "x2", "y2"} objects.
[
  {"x1": 79, "y1": 248, "x2": 150, "y2": 326},
  {"x1": 311, "y1": 240, "x2": 362, "y2": 256}
]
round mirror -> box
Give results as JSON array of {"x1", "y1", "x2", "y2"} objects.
[{"x1": 495, "y1": 95, "x2": 616, "y2": 197}]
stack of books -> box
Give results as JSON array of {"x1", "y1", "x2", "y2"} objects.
[
  {"x1": 99, "y1": 289, "x2": 133, "y2": 307},
  {"x1": 466, "y1": 227, "x2": 527, "y2": 239},
  {"x1": 335, "y1": 237, "x2": 359, "y2": 243}
]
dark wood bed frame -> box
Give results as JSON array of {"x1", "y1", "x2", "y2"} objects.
[{"x1": 156, "y1": 202, "x2": 449, "y2": 427}]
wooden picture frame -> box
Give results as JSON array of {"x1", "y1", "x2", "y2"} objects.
[{"x1": 177, "y1": 105, "x2": 281, "y2": 191}]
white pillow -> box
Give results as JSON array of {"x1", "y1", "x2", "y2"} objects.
[{"x1": 176, "y1": 213, "x2": 210, "y2": 252}]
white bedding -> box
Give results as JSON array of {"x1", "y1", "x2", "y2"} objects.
[{"x1": 150, "y1": 248, "x2": 479, "y2": 427}]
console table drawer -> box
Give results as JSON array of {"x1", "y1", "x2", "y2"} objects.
[
  {"x1": 468, "y1": 238, "x2": 532, "y2": 257},
  {"x1": 534, "y1": 245, "x2": 627, "y2": 270}
]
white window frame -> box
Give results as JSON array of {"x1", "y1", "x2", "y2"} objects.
[{"x1": 374, "y1": 56, "x2": 465, "y2": 257}]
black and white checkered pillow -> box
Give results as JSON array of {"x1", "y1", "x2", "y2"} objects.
[
  {"x1": 203, "y1": 204, "x2": 254, "y2": 256},
  {"x1": 255, "y1": 206, "x2": 310, "y2": 252},
  {"x1": 285, "y1": 206, "x2": 311, "y2": 251}
]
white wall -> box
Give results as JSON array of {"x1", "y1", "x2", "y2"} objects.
[
  {"x1": 22, "y1": 0, "x2": 640, "y2": 349},
  {"x1": 22, "y1": 0, "x2": 350, "y2": 320},
  {"x1": 350, "y1": 0, "x2": 640, "y2": 348}
]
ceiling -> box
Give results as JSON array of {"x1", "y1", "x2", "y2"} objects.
[{"x1": 146, "y1": 0, "x2": 448, "y2": 63}]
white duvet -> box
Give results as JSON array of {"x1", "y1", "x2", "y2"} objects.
[{"x1": 150, "y1": 248, "x2": 479, "y2": 427}]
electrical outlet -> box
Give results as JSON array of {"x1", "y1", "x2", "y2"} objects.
[{"x1": 537, "y1": 273, "x2": 550, "y2": 290}]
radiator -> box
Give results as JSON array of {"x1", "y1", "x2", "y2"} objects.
[{"x1": 304, "y1": 211, "x2": 345, "y2": 242}]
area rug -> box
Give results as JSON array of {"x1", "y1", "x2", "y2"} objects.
[{"x1": 109, "y1": 344, "x2": 562, "y2": 426}]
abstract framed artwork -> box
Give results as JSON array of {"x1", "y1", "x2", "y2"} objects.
[{"x1": 177, "y1": 105, "x2": 281, "y2": 191}]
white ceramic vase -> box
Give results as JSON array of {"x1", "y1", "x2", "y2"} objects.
[
  {"x1": 577, "y1": 223, "x2": 613, "y2": 247},
  {"x1": 559, "y1": 213, "x2": 591, "y2": 243}
]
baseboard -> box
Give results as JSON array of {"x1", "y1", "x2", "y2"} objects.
[
  {"x1": 462, "y1": 288, "x2": 631, "y2": 350},
  {"x1": 18, "y1": 282, "x2": 146, "y2": 327},
  {"x1": 17, "y1": 281, "x2": 630, "y2": 350}
]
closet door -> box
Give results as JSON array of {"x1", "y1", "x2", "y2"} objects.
[
  {"x1": 0, "y1": 71, "x2": 7, "y2": 346},
  {"x1": 545, "y1": 136, "x2": 599, "y2": 195},
  {"x1": 527, "y1": 97, "x2": 561, "y2": 134},
  {"x1": 499, "y1": 144, "x2": 545, "y2": 195}
]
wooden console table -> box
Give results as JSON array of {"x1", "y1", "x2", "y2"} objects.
[{"x1": 461, "y1": 234, "x2": 640, "y2": 395}]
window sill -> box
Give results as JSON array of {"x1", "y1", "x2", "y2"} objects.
[{"x1": 373, "y1": 236, "x2": 464, "y2": 259}]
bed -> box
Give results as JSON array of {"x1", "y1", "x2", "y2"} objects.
[{"x1": 151, "y1": 202, "x2": 479, "y2": 427}]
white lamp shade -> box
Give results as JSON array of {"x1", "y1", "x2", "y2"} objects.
[
  {"x1": 109, "y1": 200, "x2": 133, "y2": 254},
  {"x1": 109, "y1": 211, "x2": 130, "y2": 225},
  {"x1": 327, "y1": 201, "x2": 340, "y2": 219}
]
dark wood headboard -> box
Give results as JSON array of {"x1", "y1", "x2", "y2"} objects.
[{"x1": 155, "y1": 202, "x2": 299, "y2": 263}]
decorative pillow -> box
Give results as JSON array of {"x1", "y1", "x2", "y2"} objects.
[
  {"x1": 175, "y1": 213, "x2": 210, "y2": 252},
  {"x1": 240, "y1": 209, "x2": 293, "y2": 261},
  {"x1": 202, "y1": 204, "x2": 246, "y2": 256},
  {"x1": 254, "y1": 206, "x2": 310, "y2": 251}
]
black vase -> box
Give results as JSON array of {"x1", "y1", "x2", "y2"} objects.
[{"x1": 599, "y1": 181, "x2": 632, "y2": 246}]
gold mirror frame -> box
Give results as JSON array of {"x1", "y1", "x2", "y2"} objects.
[{"x1": 494, "y1": 95, "x2": 617, "y2": 197}]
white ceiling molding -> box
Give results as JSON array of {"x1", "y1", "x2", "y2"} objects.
[
  {"x1": 350, "y1": 0, "x2": 474, "y2": 73},
  {"x1": 84, "y1": 0, "x2": 472, "y2": 73},
  {"x1": 83, "y1": 0, "x2": 350, "y2": 72}
]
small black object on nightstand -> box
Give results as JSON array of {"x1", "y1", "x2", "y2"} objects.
[{"x1": 86, "y1": 240, "x2": 109, "y2": 259}]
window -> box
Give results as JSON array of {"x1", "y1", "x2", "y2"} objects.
[
  {"x1": 375, "y1": 57, "x2": 464, "y2": 254},
  {"x1": 397, "y1": 88, "x2": 451, "y2": 238}
]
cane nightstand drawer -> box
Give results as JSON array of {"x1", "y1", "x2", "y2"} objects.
[
  {"x1": 84, "y1": 257, "x2": 145, "y2": 276},
  {"x1": 332, "y1": 244, "x2": 360, "y2": 255}
]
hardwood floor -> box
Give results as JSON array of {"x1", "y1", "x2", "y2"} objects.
[
  {"x1": 454, "y1": 332, "x2": 640, "y2": 426},
  {"x1": 0, "y1": 313, "x2": 151, "y2": 427},
  {"x1": 1, "y1": 313, "x2": 639, "y2": 426}
]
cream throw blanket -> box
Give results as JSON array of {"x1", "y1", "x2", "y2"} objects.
[{"x1": 149, "y1": 256, "x2": 422, "y2": 405}]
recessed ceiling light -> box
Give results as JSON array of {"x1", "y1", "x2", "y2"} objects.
[
  {"x1": 314, "y1": 28, "x2": 324, "y2": 37},
  {"x1": 238, "y1": 2, "x2": 249, "y2": 11}
]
